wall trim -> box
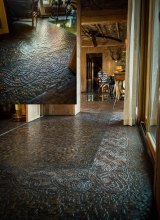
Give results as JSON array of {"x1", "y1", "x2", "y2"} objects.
[{"x1": 146, "y1": 132, "x2": 156, "y2": 162}]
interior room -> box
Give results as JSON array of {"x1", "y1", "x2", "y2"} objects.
[
  {"x1": 0, "y1": 0, "x2": 160, "y2": 219},
  {"x1": 80, "y1": 2, "x2": 127, "y2": 105}
]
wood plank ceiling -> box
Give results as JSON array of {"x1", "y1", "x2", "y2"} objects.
[
  {"x1": 81, "y1": 0, "x2": 128, "y2": 10},
  {"x1": 80, "y1": 0, "x2": 128, "y2": 47}
]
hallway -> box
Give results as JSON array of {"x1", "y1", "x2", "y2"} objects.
[{"x1": 0, "y1": 99, "x2": 155, "y2": 219}]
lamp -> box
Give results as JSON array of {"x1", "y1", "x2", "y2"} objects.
[{"x1": 116, "y1": 65, "x2": 123, "y2": 71}]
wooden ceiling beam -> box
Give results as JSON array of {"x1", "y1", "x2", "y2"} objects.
[
  {"x1": 81, "y1": 9, "x2": 127, "y2": 24},
  {"x1": 81, "y1": 41, "x2": 125, "y2": 48},
  {"x1": 81, "y1": 45, "x2": 125, "y2": 48},
  {"x1": 96, "y1": 24, "x2": 105, "y2": 36}
]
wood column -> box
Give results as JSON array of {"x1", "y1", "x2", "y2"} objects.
[
  {"x1": 75, "y1": 0, "x2": 81, "y2": 114},
  {"x1": 137, "y1": 0, "x2": 150, "y2": 124}
]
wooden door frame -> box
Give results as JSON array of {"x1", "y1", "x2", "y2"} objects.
[
  {"x1": 139, "y1": 0, "x2": 158, "y2": 162},
  {"x1": 0, "y1": 0, "x2": 9, "y2": 34},
  {"x1": 137, "y1": 0, "x2": 149, "y2": 124},
  {"x1": 154, "y1": 9, "x2": 160, "y2": 219}
]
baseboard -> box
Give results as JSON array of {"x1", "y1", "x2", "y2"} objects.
[
  {"x1": 139, "y1": 121, "x2": 155, "y2": 167},
  {"x1": 146, "y1": 132, "x2": 156, "y2": 162}
]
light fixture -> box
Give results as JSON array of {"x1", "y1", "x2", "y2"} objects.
[{"x1": 116, "y1": 65, "x2": 123, "y2": 70}]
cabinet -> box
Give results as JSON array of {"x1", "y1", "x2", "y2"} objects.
[{"x1": 0, "y1": 0, "x2": 9, "y2": 34}]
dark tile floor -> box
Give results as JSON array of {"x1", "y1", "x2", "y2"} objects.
[
  {"x1": 0, "y1": 118, "x2": 26, "y2": 136},
  {"x1": 0, "y1": 99, "x2": 155, "y2": 219},
  {"x1": 0, "y1": 19, "x2": 76, "y2": 104}
]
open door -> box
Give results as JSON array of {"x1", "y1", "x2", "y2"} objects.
[
  {"x1": 86, "y1": 53, "x2": 102, "y2": 93},
  {"x1": 26, "y1": 104, "x2": 40, "y2": 122}
]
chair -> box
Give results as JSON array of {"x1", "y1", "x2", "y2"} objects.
[
  {"x1": 108, "y1": 76, "x2": 115, "y2": 98},
  {"x1": 98, "y1": 73, "x2": 110, "y2": 94}
]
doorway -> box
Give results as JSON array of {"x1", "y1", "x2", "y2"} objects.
[{"x1": 86, "y1": 53, "x2": 102, "y2": 93}]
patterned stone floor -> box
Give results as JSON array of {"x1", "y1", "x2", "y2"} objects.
[
  {"x1": 0, "y1": 118, "x2": 26, "y2": 136},
  {"x1": 0, "y1": 99, "x2": 156, "y2": 219},
  {"x1": 0, "y1": 19, "x2": 76, "y2": 104}
]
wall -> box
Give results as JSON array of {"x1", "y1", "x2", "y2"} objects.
[
  {"x1": 81, "y1": 46, "x2": 117, "y2": 92},
  {"x1": 41, "y1": 104, "x2": 77, "y2": 115},
  {"x1": 26, "y1": 105, "x2": 40, "y2": 122}
]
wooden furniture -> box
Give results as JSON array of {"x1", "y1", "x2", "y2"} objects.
[
  {"x1": 97, "y1": 73, "x2": 109, "y2": 94},
  {"x1": 114, "y1": 72, "x2": 125, "y2": 81},
  {"x1": 13, "y1": 104, "x2": 26, "y2": 122},
  {"x1": 0, "y1": 0, "x2": 9, "y2": 34},
  {"x1": 114, "y1": 72, "x2": 125, "y2": 102}
]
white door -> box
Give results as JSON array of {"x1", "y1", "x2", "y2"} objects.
[{"x1": 26, "y1": 104, "x2": 40, "y2": 122}]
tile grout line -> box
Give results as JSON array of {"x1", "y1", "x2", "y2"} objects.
[{"x1": 0, "y1": 122, "x2": 27, "y2": 137}]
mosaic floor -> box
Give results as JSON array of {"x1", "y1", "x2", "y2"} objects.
[
  {"x1": 0, "y1": 100, "x2": 155, "y2": 219},
  {"x1": 0, "y1": 118, "x2": 26, "y2": 136},
  {"x1": 0, "y1": 19, "x2": 76, "y2": 104}
]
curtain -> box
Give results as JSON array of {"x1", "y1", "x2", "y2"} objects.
[{"x1": 123, "y1": 0, "x2": 141, "y2": 125}]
